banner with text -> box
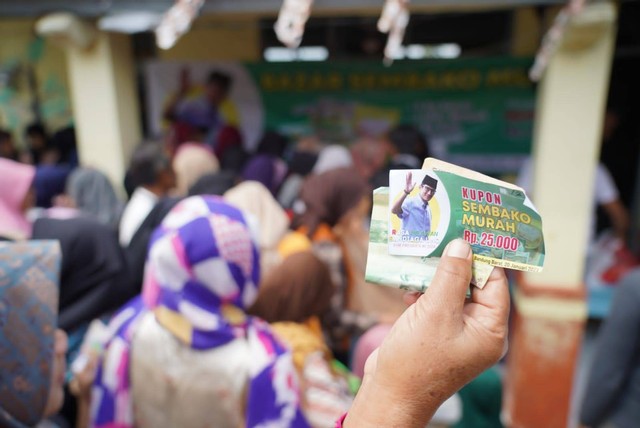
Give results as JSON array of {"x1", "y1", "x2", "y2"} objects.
[{"x1": 145, "y1": 57, "x2": 535, "y2": 173}]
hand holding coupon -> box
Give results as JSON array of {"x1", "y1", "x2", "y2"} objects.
[{"x1": 365, "y1": 158, "x2": 545, "y2": 291}]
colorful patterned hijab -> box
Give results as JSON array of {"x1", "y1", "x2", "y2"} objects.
[
  {"x1": 92, "y1": 196, "x2": 309, "y2": 428},
  {"x1": 0, "y1": 240, "x2": 61, "y2": 428}
]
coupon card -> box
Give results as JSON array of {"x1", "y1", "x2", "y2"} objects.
[{"x1": 365, "y1": 158, "x2": 545, "y2": 291}]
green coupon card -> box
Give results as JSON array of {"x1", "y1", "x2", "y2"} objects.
[{"x1": 366, "y1": 158, "x2": 544, "y2": 291}]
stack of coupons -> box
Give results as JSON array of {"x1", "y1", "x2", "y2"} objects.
[{"x1": 365, "y1": 158, "x2": 545, "y2": 292}]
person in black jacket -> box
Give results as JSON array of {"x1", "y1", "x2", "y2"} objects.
[{"x1": 0, "y1": 158, "x2": 134, "y2": 329}]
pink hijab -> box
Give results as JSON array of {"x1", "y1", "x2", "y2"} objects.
[
  {"x1": 0, "y1": 158, "x2": 36, "y2": 240},
  {"x1": 351, "y1": 324, "x2": 392, "y2": 378}
]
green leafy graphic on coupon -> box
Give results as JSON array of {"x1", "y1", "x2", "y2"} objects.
[{"x1": 366, "y1": 158, "x2": 545, "y2": 292}]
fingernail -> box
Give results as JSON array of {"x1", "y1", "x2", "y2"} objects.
[{"x1": 445, "y1": 239, "x2": 471, "y2": 259}]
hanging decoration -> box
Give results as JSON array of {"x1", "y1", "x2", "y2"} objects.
[
  {"x1": 378, "y1": 0, "x2": 410, "y2": 66},
  {"x1": 274, "y1": 0, "x2": 315, "y2": 48},
  {"x1": 155, "y1": 0, "x2": 205, "y2": 50},
  {"x1": 529, "y1": 0, "x2": 587, "y2": 81}
]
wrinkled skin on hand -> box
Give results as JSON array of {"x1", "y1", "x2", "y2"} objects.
[{"x1": 345, "y1": 239, "x2": 510, "y2": 428}]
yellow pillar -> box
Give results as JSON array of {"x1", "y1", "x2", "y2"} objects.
[
  {"x1": 505, "y1": 3, "x2": 617, "y2": 427},
  {"x1": 511, "y1": 7, "x2": 542, "y2": 57},
  {"x1": 529, "y1": 2, "x2": 617, "y2": 288},
  {"x1": 66, "y1": 31, "x2": 141, "y2": 192}
]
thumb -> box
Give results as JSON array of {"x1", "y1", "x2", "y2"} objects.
[{"x1": 423, "y1": 239, "x2": 472, "y2": 314}]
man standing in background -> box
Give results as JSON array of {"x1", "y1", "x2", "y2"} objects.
[{"x1": 164, "y1": 69, "x2": 233, "y2": 150}]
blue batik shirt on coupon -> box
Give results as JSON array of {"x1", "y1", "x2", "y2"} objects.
[{"x1": 398, "y1": 196, "x2": 432, "y2": 237}]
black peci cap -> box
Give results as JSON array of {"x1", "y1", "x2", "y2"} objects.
[{"x1": 422, "y1": 174, "x2": 438, "y2": 189}]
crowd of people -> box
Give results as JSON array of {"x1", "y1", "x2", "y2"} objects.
[
  {"x1": 1, "y1": 67, "x2": 631, "y2": 428},
  {"x1": 0, "y1": 92, "x2": 513, "y2": 428}
]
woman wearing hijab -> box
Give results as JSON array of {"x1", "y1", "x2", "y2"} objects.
[
  {"x1": 0, "y1": 240, "x2": 68, "y2": 428},
  {"x1": 312, "y1": 145, "x2": 353, "y2": 175},
  {"x1": 0, "y1": 158, "x2": 133, "y2": 428},
  {"x1": 188, "y1": 171, "x2": 236, "y2": 197},
  {"x1": 65, "y1": 167, "x2": 124, "y2": 229},
  {"x1": 33, "y1": 217, "x2": 133, "y2": 331},
  {"x1": 172, "y1": 143, "x2": 220, "y2": 196},
  {"x1": 33, "y1": 164, "x2": 73, "y2": 208},
  {"x1": 0, "y1": 158, "x2": 36, "y2": 241},
  {"x1": 350, "y1": 323, "x2": 464, "y2": 426},
  {"x1": 0, "y1": 156, "x2": 133, "y2": 334},
  {"x1": 249, "y1": 251, "x2": 355, "y2": 428},
  {"x1": 351, "y1": 324, "x2": 392, "y2": 379},
  {"x1": 241, "y1": 154, "x2": 287, "y2": 196},
  {"x1": 278, "y1": 149, "x2": 318, "y2": 210},
  {"x1": 91, "y1": 196, "x2": 309, "y2": 428},
  {"x1": 224, "y1": 181, "x2": 290, "y2": 275},
  {"x1": 291, "y1": 167, "x2": 386, "y2": 359},
  {"x1": 241, "y1": 130, "x2": 289, "y2": 195}
]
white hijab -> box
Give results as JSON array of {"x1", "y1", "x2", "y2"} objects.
[{"x1": 312, "y1": 145, "x2": 353, "y2": 175}]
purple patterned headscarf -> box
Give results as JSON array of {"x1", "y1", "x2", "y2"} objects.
[{"x1": 91, "y1": 196, "x2": 309, "y2": 427}]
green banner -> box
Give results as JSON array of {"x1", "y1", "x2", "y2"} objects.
[{"x1": 245, "y1": 57, "x2": 535, "y2": 173}]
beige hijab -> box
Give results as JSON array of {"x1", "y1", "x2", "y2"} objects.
[
  {"x1": 335, "y1": 202, "x2": 407, "y2": 321},
  {"x1": 224, "y1": 181, "x2": 290, "y2": 274},
  {"x1": 172, "y1": 143, "x2": 220, "y2": 196}
]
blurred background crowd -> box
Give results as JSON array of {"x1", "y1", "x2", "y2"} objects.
[{"x1": 1, "y1": 0, "x2": 640, "y2": 427}]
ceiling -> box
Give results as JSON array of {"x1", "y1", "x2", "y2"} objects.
[{"x1": 0, "y1": 0, "x2": 567, "y2": 18}]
